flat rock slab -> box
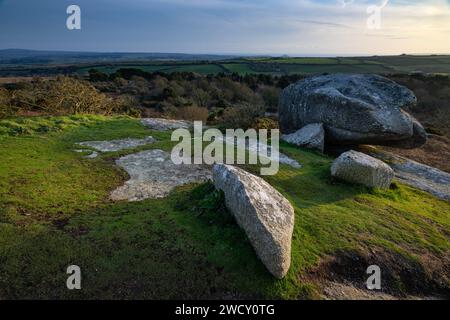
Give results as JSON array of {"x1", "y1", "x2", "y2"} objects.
[
  {"x1": 219, "y1": 136, "x2": 302, "y2": 169},
  {"x1": 141, "y1": 118, "x2": 192, "y2": 131},
  {"x1": 111, "y1": 149, "x2": 211, "y2": 201},
  {"x1": 365, "y1": 149, "x2": 450, "y2": 200},
  {"x1": 78, "y1": 136, "x2": 156, "y2": 153}
]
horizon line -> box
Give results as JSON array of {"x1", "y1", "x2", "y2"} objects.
[{"x1": 1, "y1": 48, "x2": 450, "y2": 58}]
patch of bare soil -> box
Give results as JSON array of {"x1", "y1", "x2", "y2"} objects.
[
  {"x1": 305, "y1": 248, "x2": 449, "y2": 300},
  {"x1": 382, "y1": 134, "x2": 450, "y2": 173},
  {"x1": 322, "y1": 282, "x2": 444, "y2": 300}
]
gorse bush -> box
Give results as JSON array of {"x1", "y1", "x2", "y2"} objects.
[
  {"x1": 221, "y1": 102, "x2": 265, "y2": 129},
  {"x1": 252, "y1": 117, "x2": 279, "y2": 130},
  {"x1": 0, "y1": 88, "x2": 20, "y2": 119},
  {"x1": 17, "y1": 77, "x2": 115, "y2": 115},
  {"x1": 1, "y1": 77, "x2": 139, "y2": 118}
]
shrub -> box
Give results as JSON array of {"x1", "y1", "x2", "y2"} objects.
[
  {"x1": 252, "y1": 117, "x2": 279, "y2": 130},
  {"x1": 113, "y1": 95, "x2": 141, "y2": 117},
  {"x1": 172, "y1": 106, "x2": 209, "y2": 122},
  {"x1": 258, "y1": 86, "x2": 280, "y2": 112},
  {"x1": 221, "y1": 102, "x2": 264, "y2": 129},
  {"x1": 89, "y1": 69, "x2": 109, "y2": 82},
  {"x1": 6, "y1": 77, "x2": 123, "y2": 116},
  {"x1": 190, "y1": 88, "x2": 210, "y2": 108},
  {"x1": 0, "y1": 88, "x2": 16, "y2": 119}
]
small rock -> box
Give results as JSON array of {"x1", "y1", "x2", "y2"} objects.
[
  {"x1": 282, "y1": 123, "x2": 325, "y2": 153},
  {"x1": 331, "y1": 150, "x2": 394, "y2": 189},
  {"x1": 84, "y1": 151, "x2": 99, "y2": 159},
  {"x1": 212, "y1": 164, "x2": 294, "y2": 279}
]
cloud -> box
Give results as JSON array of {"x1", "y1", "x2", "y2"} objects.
[
  {"x1": 293, "y1": 19, "x2": 353, "y2": 28},
  {"x1": 0, "y1": 0, "x2": 448, "y2": 54}
]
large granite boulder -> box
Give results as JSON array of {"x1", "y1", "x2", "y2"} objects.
[
  {"x1": 282, "y1": 123, "x2": 325, "y2": 153},
  {"x1": 331, "y1": 150, "x2": 394, "y2": 189},
  {"x1": 279, "y1": 74, "x2": 427, "y2": 149},
  {"x1": 212, "y1": 164, "x2": 294, "y2": 279}
]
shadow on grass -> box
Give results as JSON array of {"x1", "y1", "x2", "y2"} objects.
[{"x1": 1, "y1": 183, "x2": 311, "y2": 299}]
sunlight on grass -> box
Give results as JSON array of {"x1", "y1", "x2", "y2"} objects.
[{"x1": 0, "y1": 116, "x2": 448, "y2": 299}]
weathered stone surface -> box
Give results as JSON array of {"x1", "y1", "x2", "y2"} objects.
[
  {"x1": 282, "y1": 123, "x2": 325, "y2": 153},
  {"x1": 141, "y1": 118, "x2": 192, "y2": 131},
  {"x1": 218, "y1": 136, "x2": 302, "y2": 169},
  {"x1": 279, "y1": 74, "x2": 427, "y2": 148},
  {"x1": 78, "y1": 136, "x2": 156, "y2": 152},
  {"x1": 111, "y1": 149, "x2": 211, "y2": 201},
  {"x1": 331, "y1": 150, "x2": 394, "y2": 189},
  {"x1": 364, "y1": 149, "x2": 450, "y2": 200},
  {"x1": 212, "y1": 164, "x2": 294, "y2": 279}
]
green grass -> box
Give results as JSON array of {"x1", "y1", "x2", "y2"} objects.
[
  {"x1": 167, "y1": 64, "x2": 225, "y2": 74},
  {"x1": 221, "y1": 63, "x2": 262, "y2": 75},
  {"x1": 0, "y1": 116, "x2": 448, "y2": 299},
  {"x1": 77, "y1": 65, "x2": 172, "y2": 75},
  {"x1": 77, "y1": 63, "x2": 225, "y2": 75},
  {"x1": 249, "y1": 57, "x2": 339, "y2": 64}
]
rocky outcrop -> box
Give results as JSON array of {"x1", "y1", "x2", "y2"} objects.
[
  {"x1": 364, "y1": 149, "x2": 450, "y2": 200},
  {"x1": 141, "y1": 118, "x2": 192, "y2": 131},
  {"x1": 78, "y1": 136, "x2": 156, "y2": 153},
  {"x1": 331, "y1": 150, "x2": 394, "y2": 189},
  {"x1": 111, "y1": 149, "x2": 211, "y2": 201},
  {"x1": 282, "y1": 123, "x2": 325, "y2": 153},
  {"x1": 212, "y1": 164, "x2": 294, "y2": 279},
  {"x1": 218, "y1": 136, "x2": 302, "y2": 169},
  {"x1": 279, "y1": 74, "x2": 427, "y2": 149}
]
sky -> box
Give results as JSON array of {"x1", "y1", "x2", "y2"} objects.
[{"x1": 0, "y1": 0, "x2": 449, "y2": 55}]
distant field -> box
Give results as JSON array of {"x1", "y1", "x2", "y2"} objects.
[
  {"x1": 77, "y1": 63, "x2": 225, "y2": 75},
  {"x1": 2, "y1": 55, "x2": 450, "y2": 77}
]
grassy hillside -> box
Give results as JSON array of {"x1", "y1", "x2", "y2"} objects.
[{"x1": 0, "y1": 116, "x2": 448, "y2": 299}]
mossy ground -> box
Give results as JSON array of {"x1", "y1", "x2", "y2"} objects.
[{"x1": 0, "y1": 116, "x2": 448, "y2": 299}]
